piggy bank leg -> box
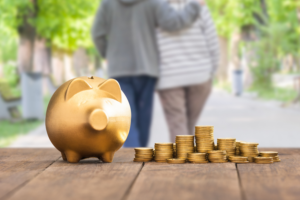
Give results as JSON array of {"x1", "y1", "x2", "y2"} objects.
[
  {"x1": 65, "y1": 151, "x2": 82, "y2": 163},
  {"x1": 99, "y1": 152, "x2": 115, "y2": 163},
  {"x1": 61, "y1": 152, "x2": 67, "y2": 161}
]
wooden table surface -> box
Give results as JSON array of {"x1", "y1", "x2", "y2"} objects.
[{"x1": 0, "y1": 148, "x2": 299, "y2": 200}]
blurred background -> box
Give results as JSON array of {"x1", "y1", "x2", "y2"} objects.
[{"x1": 0, "y1": 0, "x2": 299, "y2": 148}]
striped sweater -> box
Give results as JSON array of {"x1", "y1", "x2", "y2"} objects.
[{"x1": 156, "y1": 2, "x2": 219, "y2": 90}]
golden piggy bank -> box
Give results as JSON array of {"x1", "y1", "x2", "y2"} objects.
[{"x1": 46, "y1": 76, "x2": 131, "y2": 163}]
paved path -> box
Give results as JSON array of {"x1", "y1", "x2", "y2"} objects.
[{"x1": 10, "y1": 89, "x2": 300, "y2": 148}]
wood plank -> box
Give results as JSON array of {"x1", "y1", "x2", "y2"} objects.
[
  {"x1": 113, "y1": 148, "x2": 135, "y2": 162},
  {"x1": 126, "y1": 162, "x2": 241, "y2": 200},
  {"x1": 6, "y1": 148, "x2": 142, "y2": 200},
  {"x1": 0, "y1": 148, "x2": 60, "y2": 200},
  {"x1": 237, "y1": 153, "x2": 300, "y2": 200}
]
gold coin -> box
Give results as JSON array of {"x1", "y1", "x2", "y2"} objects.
[
  {"x1": 188, "y1": 153, "x2": 206, "y2": 156},
  {"x1": 167, "y1": 158, "x2": 186, "y2": 164},
  {"x1": 189, "y1": 161, "x2": 209, "y2": 163},
  {"x1": 195, "y1": 125, "x2": 214, "y2": 127},
  {"x1": 188, "y1": 158, "x2": 207, "y2": 161},
  {"x1": 155, "y1": 160, "x2": 167, "y2": 163},
  {"x1": 240, "y1": 142, "x2": 259, "y2": 146},
  {"x1": 229, "y1": 156, "x2": 248, "y2": 159},
  {"x1": 207, "y1": 150, "x2": 226, "y2": 153},
  {"x1": 134, "y1": 147, "x2": 153, "y2": 150},
  {"x1": 230, "y1": 161, "x2": 249, "y2": 163},
  {"x1": 254, "y1": 157, "x2": 273, "y2": 160},
  {"x1": 217, "y1": 138, "x2": 236, "y2": 140},
  {"x1": 135, "y1": 154, "x2": 153, "y2": 158},
  {"x1": 259, "y1": 151, "x2": 278, "y2": 154},
  {"x1": 155, "y1": 146, "x2": 173, "y2": 149},
  {"x1": 210, "y1": 160, "x2": 227, "y2": 163}
]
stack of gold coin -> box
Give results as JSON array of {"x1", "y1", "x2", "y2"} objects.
[
  {"x1": 167, "y1": 158, "x2": 186, "y2": 164},
  {"x1": 187, "y1": 153, "x2": 208, "y2": 163},
  {"x1": 254, "y1": 157, "x2": 273, "y2": 164},
  {"x1": 235, "y1": 141, "x2": 242, "y2": 155},
  {"x1": 228, "y1": 156, "x2": 249, "y2": 163},
  {"x1": 195, "y1": 126, "x2": 214, "y2": 153},
  {"x1": 154, "y1": 143, "x2": 173, "y2": 162},
  {"x1": 173, "y1": 143, "x2": 177, "y2": 158},
  {"x1": 239, "y1": 142, "x2": 259, "y2": 162},
  {"x1": 176, "y1": 135, "x2": 195, "y2": 159},
  {"x1": 134, "y1": 148, "x2": 154, "y2": 162},
  {"x1": 217, "y1": 138, "x2": 236, "y2": 157},
  {"x1": 207, "y1": 150, "x2": 227, "y2": 163},
  {"x1": 259, "y1": 151, "x2": 280, "y2": 162}
]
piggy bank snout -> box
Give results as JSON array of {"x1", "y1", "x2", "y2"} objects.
[{"x1": 89, "y1": 109, "x2": 108, "y2": 131}]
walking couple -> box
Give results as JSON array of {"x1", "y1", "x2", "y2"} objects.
[{"x1": 92, "y1": 0, "x2": 219, "y2": 147}]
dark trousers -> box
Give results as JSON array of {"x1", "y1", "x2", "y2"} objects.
[{"x1": 114, "y1": 76, "x2": 157, "y2": 147}]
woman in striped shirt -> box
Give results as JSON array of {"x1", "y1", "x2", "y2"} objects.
[{"x1": 156, "y1": 0, "x2": 219, "y2": 142}]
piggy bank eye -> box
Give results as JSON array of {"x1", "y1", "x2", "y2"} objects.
[
  {"x1": 65, "y1": 79, "x2": 92, "y2": 101},
  {"x1": 98, "y1": 79, "x2": 122, "y2": 103},
  {"x1": 89, "y1": 109, "x2": 108, "y2": 131}
]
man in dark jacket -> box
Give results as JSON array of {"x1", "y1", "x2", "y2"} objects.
[{"x1": 92, "y1": 0, "x2": 201, "y2": 147}]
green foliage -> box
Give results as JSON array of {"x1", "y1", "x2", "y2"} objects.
[
  {"x1": 207, "y1": 0, "x2": 261, "y2": 37},
  {"x1": 0, "y1": 0, "x2": 32, "y2": 33},
  {"x1": 267, "y1": 0, "x2": 300, "y2": 57},
  {"x1": 249, "y1": 26, "x2": 280, "y2": 88},
  {"x1": 0, "y1": 0, "x2": 100, "y2": 52},
  {"x1": 0, "y1": 34, "x2": 18, "y2": 63},
  {"x1": 34, "y1": 0, "x2": 99, "y2": 51},
  {"x1": 0, "y1": 0, "x2": 20, "y2": 63},
  {"x1": 248, "y1": 0, "x2": 300, "y2": 88},
  {"x1": 2, "y1": 63, "x2": 19, "y2": 87},
  {"x1": 0, "y1": 79, "x2": 21, "y2": 100}
]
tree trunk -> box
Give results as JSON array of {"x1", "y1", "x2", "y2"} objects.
[
  {"x1": 33, "y1": 38, "x2": 52, "y2": 75},
  {"x1": 64, "y1": 53, "x2": 76, "y2": 81},
  {"x1": 17, "y1": 24, "x2": 35, "y2": 73},
  {"x1": 17, "y1": 0, "x2": 37, "y2": 73},
  {"x1": 217, "y1": 36, "x2": 229, "y2": 83},
  {"x1": 51, "y1": 51, "x2": 65, "y2": 86},
  {"x1": 73, "y1": 47, "x2": 89, "y2": 76}
]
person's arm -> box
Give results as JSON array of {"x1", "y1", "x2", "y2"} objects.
[
  {"x1": 92, "y1": 0, "x2": 108, "y2": 58},
  {"x1": 154, "y1": 0, "x2": 201, "y2": 32},
  {"x1": 201, "y1": 6, "x2": 220, "y2": 76}
]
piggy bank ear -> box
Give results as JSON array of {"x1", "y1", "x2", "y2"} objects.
[
  {"x1": 98, "y1": 79, "x2": 122, "y2": 103},
  {"x1": 89, "y1": 109, "x2": 108, "y2": 131},
  {"x1": 65, "y1": 79, "x2": 92, "y2": 101}
]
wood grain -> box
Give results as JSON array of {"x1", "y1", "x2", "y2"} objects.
[
  {"x1": 3, "y1": 148, "x2": 299, "y2": 200},
  {"x1": 237, "y1": 154, "x2": 300, "y2": 200},
  {"x1": 0, "y1": 148, "x2": 60, "y2": 200},
  {"x1": 5, "y1": 148, "x2": 142, "y2": 200},
  {"x1": 126, "y1": 162, "x2": 241, "y2": 200},
  {"x1": 113, "y1": 148, "x2": 135, "y2": 163}
]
